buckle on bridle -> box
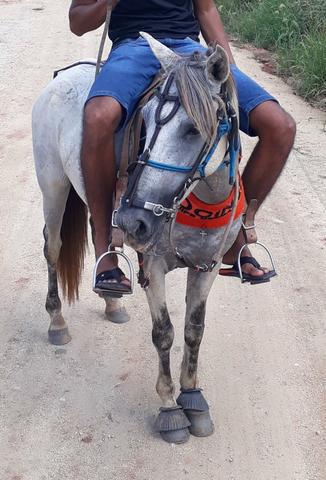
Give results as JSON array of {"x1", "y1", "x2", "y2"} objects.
[
  {"x1": 112, "y1": 209, "x2": 119, "y2": 228},
  {"x1": 144, "y1": 201, "x2": 175, "y2": 217},
  {"x1": 242, "y1": 222, "x2": 257, "y2": 231}
]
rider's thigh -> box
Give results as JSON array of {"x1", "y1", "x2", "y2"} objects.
[
  {"x1": 230, "y1": 65, "x2": 278, "y2": 137},
  {"x1": 87, "y1": 38, "x2": 161, "y2": 130},
  {"x1": 84, "y1": 96, "x2": 123, "y2": 135}
]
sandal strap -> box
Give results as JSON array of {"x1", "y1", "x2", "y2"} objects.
[
  {"x1": 96, "y1": 267, "x2": 125, "y2": 284},
  {"x1": 234, "y1": 256, "x2": 261, "y2": 272}
]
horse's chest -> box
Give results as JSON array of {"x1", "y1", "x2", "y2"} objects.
[{"x1": 176, "y1": 179, "x2": 245, "y2": 230}]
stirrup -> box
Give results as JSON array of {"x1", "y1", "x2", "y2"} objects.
[
  {"x1": 92, "y1": 247, "x2": 135, "y2": 296},
  {"x1": 237, "y1": 199, "x2": 277, "y2": 283},
  {"x1": 237, "y1": 242, "x2": 277, "y2": 284}
]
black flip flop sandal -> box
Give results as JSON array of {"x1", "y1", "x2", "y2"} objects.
[
  {"x1": 94, "y1": 267, "x2": 132, "y2": 298},
  {"x1": 219, "y1": 256, "x2": 277, "y2": 285}
]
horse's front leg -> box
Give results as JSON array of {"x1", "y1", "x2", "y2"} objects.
[
  {"x1": 145, "y1": 258, "x2": 190, "y2": 444},
  {"x1": 177, "y1": 268, "x2": 217, "y2": 437}
]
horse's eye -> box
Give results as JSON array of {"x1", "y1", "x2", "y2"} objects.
[{"x1": 187, "y1": 126, "x2": 200, "y2": 136}]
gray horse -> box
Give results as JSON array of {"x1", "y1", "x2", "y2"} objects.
[{"x1": 32, "y1": 34, "x2": 241, "y2": 443}]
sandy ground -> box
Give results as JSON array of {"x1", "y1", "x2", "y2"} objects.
[{"x1": 0, "y1": 1, "x2": 325, "y2": 479}]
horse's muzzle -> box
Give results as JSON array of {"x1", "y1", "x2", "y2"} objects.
[{"x1": 116, "y1": 206, "x2": 162, "y2": 252}]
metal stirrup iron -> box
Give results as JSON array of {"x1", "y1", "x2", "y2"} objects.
[
  {"x1": 92, "y1": 192, "x2": 135, "y2": 296},
  {"x1": 237, "y1": 199, "x2": 277, "y2": 283}
]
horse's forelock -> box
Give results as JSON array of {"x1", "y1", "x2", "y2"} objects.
[{"x1": 173, "y1": 52, "x2": 219, "y2": 147}]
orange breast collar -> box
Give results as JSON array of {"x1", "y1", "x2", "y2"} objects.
[{"x1": 176, "y1": 178, "x2": 245, "y2": 229}]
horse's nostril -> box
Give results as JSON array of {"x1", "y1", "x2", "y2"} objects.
[
  {"x1": 135, "y1": 220, "x2": 147, "y2": 238},
  {"x1": 117, "y1": 208, "x2": 154, "y2": 246}
]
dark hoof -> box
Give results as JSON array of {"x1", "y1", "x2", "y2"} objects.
[
  {"x1": 177, "y1": 388, "x2": 214, "y2": 437},
  {"x1": 160, "y1": 428, "x2": 190, "y2": 444},
  {"x1": 48, "y1": 327, "x2": 71, "y2": 346},
  {"x1": 105, "y1": 306, "x2": 130, "y2": 324},
  {"x1": 155, "y1": 406, "x2": 190, "y2": 444},
  {"x1": 185, "y1": 410, "x2": 214, "y2": 437}
]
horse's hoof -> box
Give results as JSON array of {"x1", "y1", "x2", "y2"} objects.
[
  {"x1": 48, "y1": 327, "x2": 71, "y2": 346},
  {"x1": 106, "y1": 306, "x2": 130, "y2": 324},
  {"x1": 155, "y1": 405, "x2": 191, "y2": 444},
  {"x1": 184, "y1": 409, "x2": 214, "y2": 437},
  {"x1": 177, "y1": 388, "x2": 214, "y2": 437},
  {"x1": 160, "y1": 427, "x2": 190, "y2": 444}
]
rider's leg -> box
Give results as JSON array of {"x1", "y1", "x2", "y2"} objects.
[
  {"x1": 81, "y1": 96, "x2": 130, "y2": 286},
  {"x1": 222, "y1": 100, "x2": 296, "y2": 276},
  {"x1": 82, "y1": 38, "x2": 162, "y2": 291}
]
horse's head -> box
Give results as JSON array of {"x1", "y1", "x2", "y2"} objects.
[{"x1": 116, "y1": 33, "x2": 237, "y2": 253}]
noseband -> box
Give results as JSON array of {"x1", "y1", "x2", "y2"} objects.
[{"x1": 121, "y1": 71, "x2": 240, "y2": 220}]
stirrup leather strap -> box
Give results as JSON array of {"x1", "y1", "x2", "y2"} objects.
[{"x1": 242, "y1": 199, "x2": 258, "y2": 244}]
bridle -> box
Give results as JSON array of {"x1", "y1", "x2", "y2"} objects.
[
  {"x1": 105, "y1": 68, "x2": 241, "y2": 291},
  {"x1": 121, "y1": 71, "x2": 240, "y2": 221}
]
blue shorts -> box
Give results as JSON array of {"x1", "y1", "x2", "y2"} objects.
[{"x1": 87, "y1": 37, "x2": 277, "y2": 136}]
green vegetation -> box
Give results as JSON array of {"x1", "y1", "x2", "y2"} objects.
[{"x1": 217, "y1": 0, "x2": 326, "y2": 102}]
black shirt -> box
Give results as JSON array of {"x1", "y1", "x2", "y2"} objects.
[{"x1": 109, "y1": 0, "x2": 200, "y2": 43}]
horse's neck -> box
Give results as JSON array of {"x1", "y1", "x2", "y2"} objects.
[{"x1": 193, "y1": 165, "x2": 232, "y2": 204}]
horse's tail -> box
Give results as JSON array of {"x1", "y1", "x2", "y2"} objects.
[{"x1": 58, "y1": 186, "x2": 88, "y2": 304}]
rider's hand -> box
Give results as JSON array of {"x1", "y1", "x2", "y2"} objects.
[{"x1": 69, "y1": 0, "x2": 119, "y2": 37}]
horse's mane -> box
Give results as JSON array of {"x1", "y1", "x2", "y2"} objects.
[{"x1": 173, "y1": 47, "x2": 237, "y2": 149}]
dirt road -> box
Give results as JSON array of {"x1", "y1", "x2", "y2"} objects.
[{"x1": 0, "y1": 1, "x2": 325, "y2": 479}]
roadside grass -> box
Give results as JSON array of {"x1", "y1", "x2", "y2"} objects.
[
  {"x1": 280, "y1": 32, "x2": 326, "y2": 100},
  {"x1": 217, "y1": 0, "x2": 326, "y2": 102}
]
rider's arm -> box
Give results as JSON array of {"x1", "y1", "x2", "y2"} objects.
[
  {"x1": 193, "y1": 0, "x2": 235, "y2": 64},
  {"x1": 69, "y1": 0, "x2": 118, "y2": 36}
]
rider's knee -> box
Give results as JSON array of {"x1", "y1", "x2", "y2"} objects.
[
  {"x1": 83, "y1": 97, "x2": 122, "y2": 139},
  {"x1": 252, "y1": 102, "x2": 296, "y2": 150},
  {"x1": 275, "y1": 111, "x2": 296, "y2": 148}
]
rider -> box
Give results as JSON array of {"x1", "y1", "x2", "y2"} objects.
[{"x1": 69, "y1": 0, "x2": 296, "y2": 294}]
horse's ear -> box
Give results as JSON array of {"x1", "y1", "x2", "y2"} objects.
[
  {"x1": 140, "y1": 32, "x2": 180, "y2": 71},
  {"x1": 205, "y1": 45, "x2": 230, "y2": 84}
]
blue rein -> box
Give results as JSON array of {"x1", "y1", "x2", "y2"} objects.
[{"x1": 146, "y1": 160, "x2": 194, "y2": 173}]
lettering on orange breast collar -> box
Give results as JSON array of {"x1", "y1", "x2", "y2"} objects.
[{"x1": 176, "y1": 178, "x2": 245, "y2": 229}]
